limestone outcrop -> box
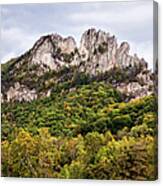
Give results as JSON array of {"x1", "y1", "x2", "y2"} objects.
[
  {"x1": 31, "y1": 34, "x2": 79, "y2": 71},
  {"x1": 6, "y1": 82, "x2": 37, "y2": 102},
  {"x1": 1, "y1": 28, "x2": 155, "y2": 103}
]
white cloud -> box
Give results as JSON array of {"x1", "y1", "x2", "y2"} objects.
[
  {"x1": 1, "y1": 1, "x2": 154, "y2": 69},
  {"x1": 68, "y1": 1, "x2": 152, "y2": 27},
  {"x1": 1, "y1": 27, "x2": 39, "y2": 62},
  {"x1": 1, "y1": 52, "x2": 16, "y2": 63},
  {"x1": 66, "y1": 1, "x2": 153, "y2": 68},
  {"x1": 68, "y1": 3, "x2": 152, "y2": 26}
]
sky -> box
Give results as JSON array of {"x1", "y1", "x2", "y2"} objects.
[{"x1": 0, "y1": 0, "x2": 154, "y2": 69}]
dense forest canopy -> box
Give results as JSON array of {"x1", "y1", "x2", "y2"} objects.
[{"x1": 1, "y1": 81, "x2": 158, "y2": 179}]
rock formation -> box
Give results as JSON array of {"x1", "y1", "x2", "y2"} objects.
[
  {"x1": 1, "y1": 28, "x2": 155, "y2": 102},
  {"x1": 29, "y1": 34, "x2": 79, "y2": 71},
  {"x1": 6, "y1": 82, "x2": 37, "y2": 102}
]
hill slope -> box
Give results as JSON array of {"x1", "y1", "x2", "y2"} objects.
[{"x1": 1, "y1": 28, "x2": 157, "y2": 179}]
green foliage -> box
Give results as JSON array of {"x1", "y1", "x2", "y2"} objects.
[
  {"x1": 62, "y1": 52, "x2": 74, "y2": 63},
  {"x1": 1, "y1": 80, "x2": 157, "y2": 179},
  {"x1": 2, "y1": 82, "x2": 123, "y2": 140},
  {"x1": 88, "y1": 136, "x2": 157, "y2": 180},
  {"x1": 112, "y1": 114, "x2": 132, "y2": 132},
  {"x1": 130, "y1": 123, "x2": 154, "y2": 137},
  {"x1": 2, "y1": 129, "x2": 157, "y2": 179},
  {"x1": 143, "y1": 112, "x2": 157, "y2": 129},
  {"x1": 2, "y1": 128, "x2": 61, "y2": 177},
  {"x1": 72, "y1": 72, "x2": 91, "y2": 86},
  {"x1": 1, "y1": 33, "x2": 158, "y2": 180},
  {"x1": 98, "y1": 42, "x2": 108, "y2": 54}
]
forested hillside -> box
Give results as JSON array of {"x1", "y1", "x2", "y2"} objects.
[{"x1": 1, "y1": 29, "x2": 158, "y2": 180}]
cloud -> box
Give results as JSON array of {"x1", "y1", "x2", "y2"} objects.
[
  {"x1": 67, "y1": 1, "x2": 153, "y2": 42},
  {"x1": 1, "y1": 27, "x2": 38, "y2": 63},
  {"x1": 1, "y1": 52, "x2": 16, "y2": 64},
  {"x1": 1, "y1": 1, "x2": 153, "y2": 68},
  {"x1": 69, "y1": 3, "x2": 152, "y2": 25}
]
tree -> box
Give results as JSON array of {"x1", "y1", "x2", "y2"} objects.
[{"x1": 88, "y1": 136, "x2": 156, "y2": 180}]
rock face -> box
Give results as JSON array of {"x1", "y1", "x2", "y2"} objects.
[
  {"x1": 79, "y1": 29, "x2": 148, "y2": 75},
  {"x1": 30, "y1": 34, "x2": 79, "y2": 71},
  {"x1": 6, "y1": 82, "x2": 37, "y2": 102},
  {"x1": 1, "y1": 28, "x2": 155, "y2": 103},
  {"x1": 116, "y1": 82, "x2": 152, "y2": 100},
  {"x1": 79, "y1": 29, "x2": 117, "y2": 75}
]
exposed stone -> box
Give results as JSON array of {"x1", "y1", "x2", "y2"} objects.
[
  {"x1": 58, "y1": 36, "x2": 76, "y2": 54},
  {"x1": 79, "y1": 29, "x2": 116, "y2": 75},
  {"x1": 6, "y1": 82, "x2": 37, "y2": 102},
  {"x1": 78, "y1": 29, "x2": 148, "y2": 76},
  {"x1": 31, "y1": 34, "x2": 79, "y2": 71},
  {"x1": 1, "y1": 93, "x2": 4, "y2": 103},
  {"x1": 136, "y1": 71, "x2": 153, "y2": 86},
  {"x1": 2, "y1": 28, "x2": 154, "y2": 103},
  {"x1": 116, "y1": 82, "x2": 153, "y2": 99},
  {"x1": 46, "y1": 89, "x2": 51, "y2": 97}
]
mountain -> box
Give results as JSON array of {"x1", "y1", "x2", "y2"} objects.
[
  {"x1": 1, "y1": 28, "x2": 154, "y2": 103},
  {"x1": 1, "y1": 28, "x2": 158, "y2": 179}
]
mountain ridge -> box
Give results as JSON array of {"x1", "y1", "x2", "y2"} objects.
[
  {"x1": 1, "y1": 28, "x2": 154, "y2": 103},
  {"x1": 1, "y1": 28, "x2": 158, "y2": 180}
]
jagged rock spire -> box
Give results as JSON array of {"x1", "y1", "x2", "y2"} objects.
[{"x1": 1, "y1": 28, "x2": 153, "y2": 103}]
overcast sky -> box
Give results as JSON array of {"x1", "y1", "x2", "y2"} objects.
[{"x1": 0, "y1": 0, "x2": 153, "y2": 69}]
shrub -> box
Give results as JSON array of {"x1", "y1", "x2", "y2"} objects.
[
  {"x1": 112, "y1": 114, "x2": 132, "y2": 133},
  {"x1": 98, "y1": 42, "x2": 108, "y2": 54}
]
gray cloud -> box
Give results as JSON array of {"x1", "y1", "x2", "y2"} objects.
[{"x1": 1, "y1": 1, "x2": 153, "y2": 69}]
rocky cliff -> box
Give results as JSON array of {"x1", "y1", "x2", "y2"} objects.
[{"x1": 1, "y1": 28, "x2": 154, "y2": 103}]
